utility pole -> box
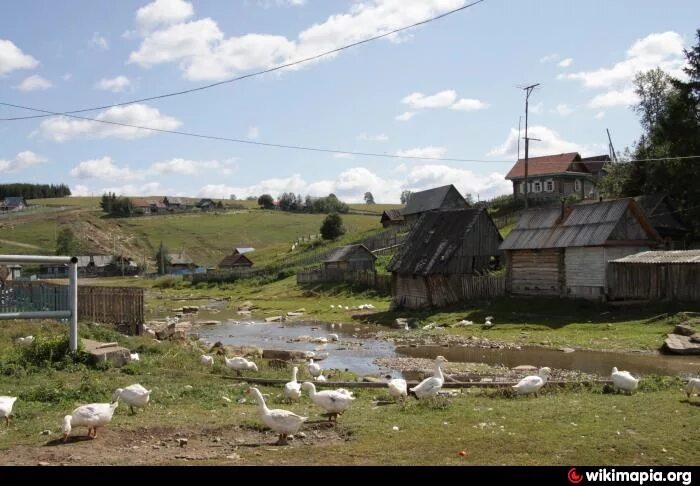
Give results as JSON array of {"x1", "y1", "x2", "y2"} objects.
[
  {"x1": 522, "y1": 83, "x2": 540, "y2": 209},
  {"x1": 606, "y1": 128, "x2": 618, "y2": 163}
]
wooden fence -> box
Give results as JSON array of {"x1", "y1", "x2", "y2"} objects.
[
  {"x1": 607, "y1": 262, "x2": 700, "y2": 302},
  {"x1": 392, "y1": 273, "x2": 506, "y2": 309},
  {"x1": 452, "y1": 274, "x2": 506, "y2": 300},
  {"x1": 297, "y1": 268, "x2": 391, "y2": 293}
]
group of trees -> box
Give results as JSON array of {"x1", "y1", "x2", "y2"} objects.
[
  {"x1": 55, "y1": 228, "x2": 82, "y2": 255},
  {"x1": 599, "y1": 30, "x2": 700, "y2": 240},
  {"x1": 0, "y1": 183, "x2": 71, "y2": 200},
  {"x1": 257, "y1": 193, "x2": 350, "y2": 214},
  {"x1": 100, "y1": 193, "x2": 134, "y2": 217}
]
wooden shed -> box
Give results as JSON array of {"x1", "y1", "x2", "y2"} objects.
[
  {"x1": 607, "y1": 250, "x2": 700, "y2": 302},
  {"x1": 500, "y1": 198, "x2": 661, "y2": 300},
  {"x1": 401, "y1": 185, "x2": 469, "y2": 225},
  {"x1": 323, "y1": 244, "x2": 376, "y2": 274},
  {"x1": 388, "y1": 208, "x2": 503, "y2": 309},
  {"x1": 218, "y1": 252, "x2": 254, "y2": 270},
  {"x1": 380, "y1": 209, "x2": 405, "y2": 228}
]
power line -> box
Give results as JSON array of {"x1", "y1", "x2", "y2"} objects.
[
  {"x1": 0, "y1": 101, "x2": 510, "y2": 163},
  {"x1": 0, "y1": 0, "x2": 485, "y2": 122}
]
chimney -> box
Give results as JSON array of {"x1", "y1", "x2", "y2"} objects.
[{"x1": 560, "y1": 199, "x2": 566, "y2": 222}]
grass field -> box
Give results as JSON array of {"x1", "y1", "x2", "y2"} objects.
[{"x1": 0, "y1": 320, "x2": 697, "y2": 465}]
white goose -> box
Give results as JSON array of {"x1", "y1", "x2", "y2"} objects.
[
  {"x1": 225, "y1": 356, "x2": 259, "y2": 375},
  {"x1": 685, "y1": 378, "x2": 700, "y2": 400},
  {"x1": 0, "y1": 396, "x2": 18, "y2": 426},
  {"x1": 284, "y1": 367, "x2": 302, "y2": 402},
  {"x1": 113, "y1": 384, "x2": 151, "y2": 414},
  {"x1": 301, "y1": 382, "x2": 355, "y2": 422},
  {"x1": 409, "y1": 356, "x2": 448, "y2": 399},
  {"x1": 200, "y1": 354, "x2": 214, "y2": 366},
  {"x1": 308, "y1": 359, "x2": 322, "y2": 378},
  {"x1": 314, "y1": 374, "x2": 327, "y2": 382},
  {"x1": 62, "y1": 401, "x2": 118, "y2": 441},
  {"x1": 610, "y1": 367, "x2": 639, "y2": 394},
  {"x1": 247, "y1": 387, "x2": 307, "y2": 445},
  {"x1": 388, "y1": 378, "x2": 408, "y2": 400},
  {"x1": 512, "y1": 367, "x2": 551, "y2": 396}
]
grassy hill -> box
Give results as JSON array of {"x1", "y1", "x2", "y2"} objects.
[{"x1": 3, "y1": 198, "x2": 404, "y2": 269}]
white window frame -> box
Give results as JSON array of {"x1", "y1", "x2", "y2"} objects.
[
  {"x1": 545, "y1": 179, "x2": 554, "y2": 192},
  {"x1": 574, "y1": 179, "x2": 581, "y2": 192},
  {"x1": 519, "y1": 182, "x2": 524, "y2": 194},
  {"x1": 533, "y1": 181, "x2": 542, "y2": 193}
]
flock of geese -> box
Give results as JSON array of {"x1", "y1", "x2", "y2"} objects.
[{"x1": 1, "y1": 349, "x2": 699, "y2": 445}]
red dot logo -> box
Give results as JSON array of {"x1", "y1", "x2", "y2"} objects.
[{"x1": 568, "y1": 467, "x2": 583, "y2": 484}]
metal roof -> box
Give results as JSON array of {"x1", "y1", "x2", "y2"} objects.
[
  {"x1": 611, "y1": 250, "x2": 700, "y2": 264},
  {"x1": 234, "y1": 247, "x2": 255, "y2": 254},
  {"x1": 500, "y1": 199, "x2": 658, "y2": 250},
  {"x1": 323, "y1": 244, "x2": 375, "y2": 263}
]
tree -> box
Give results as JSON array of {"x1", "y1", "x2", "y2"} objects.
[
  {"x1": 364, "y1": 192, "x2": 375, "y2": 205},
  {"x1": 400, "y1": 190, "x2": 413, "y2": 204},
  {"x1": 257, "y1": 194, "x2": 274, "y2": 209},
  {"x1": 320, "y1": 213, "x2": 346, "y2": 240},
  {"x1": 56, "y1": 228, "x2": 81, "y2": 256},
  {"x1": 278, "y1": 192, "x2": 299, "y2": 212},
  {"x1": 155, "y1": 241, "x2": 170, "y2": 275},
  {"x1": 216, "y1": 200, "x2": 224, "y2": 209}
]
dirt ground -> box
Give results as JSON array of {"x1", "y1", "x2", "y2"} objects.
[{"x1": 4, "y1": 423, "x2": 348, "y2": 465}]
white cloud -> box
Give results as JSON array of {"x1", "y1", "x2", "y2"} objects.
[
  {"x1": 70, "y1": 185, "x2": 90, "y2": 197},
  {"x1": 588, "y1": 87, "x2": 639, "y2": 108},
  {"x1": 70, "y1": 156, "x2": 144, "y2": 181},
  {"x1": 594, "y1": 111, "x2": 605, "y2": 119},
  {"x1": 488, "y1": 125, "x2": 605, "y2": 159},
  {"x1": 403, "y1": 164, "x2": 511, "y2": 201},
  {"x1": 559, "y1": 31, "x2": 686, "y2": 88},
  {"x1": 89, "y1": 32, "x2": 109, "y2": 51},
  {"x1": 40, "y1": 103, "x2": 181, "y2": 142},
  {"x1": 0, "y1": 39, "x2": 39, "y2": 76},
  {"x1": 62, "y1": 73, "x2": 72, "y2": 81},
  {"x1": 450, "y1": 98, "x2": 488, "y2": 111},
  {"x1": 95, "y1": 75, "x2": 132, "y2": 92},
  {"x1": 402, "y1": 90, "x2": 457, "y2": 109},
  {"x1": 356, "y1": 133, "x2": 388, "y2": 142},
  {"x1": 332, "y1": 153, "x2": 354, "y2": 159},
  {"x1": 396, "y1": 146, "x2": 447, "y2": 159},
  {"x1": 0, "y1": 150, "x2": 47, "y2": 173},
  {"x1": 247, "y1": 126, "x2": 260, "y2": 140},
  {"x1": 136, "y1": 0, "x2": 194, "y2": 32},
  {"x1": 530, "y1": 102, "x2": 543, "y2": 114},
  {"x1": 554, "y1": 103, "x2": 573, "y2": 116},
  {"x1": 128, "y1": 0, "x2": 471, "y2": 81},
  {"x1": 100, "y1": 182, "x2": 164, "y2": 196},
  {"x1": 558, "y1": 57, "x2": 573, "y2": 68},
  {"x1": 395, "y1": 111, "x2": 416, "y2": 121},
  {"x1": 149, "y1": 158, "x2": 237, "y2": 175},
  {"x1": 256, "y1": 0, "x2": 307, "y2": 7},
  {"x1": 14, "y1": 74, "x2": 53, "y2": 92},
  {"x1": 539, "y1": 53, "x2": 559, "y2": 63}
]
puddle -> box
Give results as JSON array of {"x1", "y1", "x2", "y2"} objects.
[
  {"x1": 397, "y1": 345, "x2": 700, "y2": 377},
  {"x1": 196, "y1": 319, "x2": 398, "y2": 376}
]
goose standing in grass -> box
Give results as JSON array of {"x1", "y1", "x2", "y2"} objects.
[
  {"x1": 200, "y1": 354, "x2": 214, "y2": 366},
  {"x1": 225, "y1": 356, "x2": 258, "y2": 376},
  {"x1": 62, "y1": 401, "x2": 118, "y2": 441},
  {"x1": 409, "y1": 356, "x2": 448, "y2": 399},
  {"x1": 308, "y1": 358, "x2": 322, "y2": 378},
  {"x1": 284, "y1": 367, "x2": 302, "y2": 402},
  {"x1": 314, "y1": 374, "x2": 327, "y2": 382},
  {"x1": 0, "y1": 396, "x2": 17, "y2": 426},
  {"x1": 512, "y1": 367, "x2": 551, "y2": 396},
  {"x1": 247, "y1": 387, "x2": 307, "y2": 445},
  {"x1": 685, "y1": 378, "x2": 700, "y2": 400},
  {"x1": 610, "y1": 367, "x2": 639, "y2": 394},
  {"x1": 112, "y1": 384, "x2": 151, "y2": 415},
  {"x1": 301, "y1": 382, "x2": 355, "y2": 422},
  {"x1": 129, "y1": 353, "x2": 140, "y2": 362},
  {"x1": 388, "y1": 379, "x2": 408, "y2": 400}
]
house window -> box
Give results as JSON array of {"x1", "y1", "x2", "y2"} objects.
[
  {"x1": 519, "y1": 182, "x2": 524, "y2": 194},
  {"x1": 545, "y1": 180, "x2": 554, "y2": 192},
  {"x1": 574, "y1": 179, "x2": 582, "y2": 192},
  {"x1": 533, "y1": 181, "x2": 541, "y2": 193}
]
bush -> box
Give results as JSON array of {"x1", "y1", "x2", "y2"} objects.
[
  {"x1": 153, "y1": 275, "x2": 182, "y2": 289},
  {"x1": 15, "y1": 334, "x2": 91, "y2": 371},
  {"x1": 321, "y1": 213, "x2": 346, "y2": 240}
]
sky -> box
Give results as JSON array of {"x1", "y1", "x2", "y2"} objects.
[{"x1": 0, "y1": 0, "x2": 698, "y2": 203}]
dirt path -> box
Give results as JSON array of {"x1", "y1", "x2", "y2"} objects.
[
  {"x1": 0, "y1": 238, "x2": 44, "y2": 250},
  {"x1": 3, "y1": 423, "x2": 347, "y2": 465}
]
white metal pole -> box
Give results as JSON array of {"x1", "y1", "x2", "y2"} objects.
[{"x1": 69, "y1": 258, "x2": 78, "y2": 352}]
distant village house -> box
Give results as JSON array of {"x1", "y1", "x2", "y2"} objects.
[
  {"x1": 132, "y1": 199, "x2": 167, "y2": 216},
  {"x1": 380, "y1": 209, "x2": 405, "y2": 228},
  {"x1": 218, "y1": 248, "x2": 255, "y2": 270},
  {"x1": 323, "y1": 244, "x2": 376, "y2": 275},
  {"x1": 400, "y1": 184, "x2": 469, "y2": 225},
  {"x1": 166, "y1": 251, "x2": 196, "y2": 273},
  {"x1": 1, "y1": 197, "x2": 26, "y2": 211},
  {"x1": 41, "y1": 255, "x2": 138, "y2": 277}
]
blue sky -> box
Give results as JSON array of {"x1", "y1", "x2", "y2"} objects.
[{"x1": 0, "y1": 0, "x2": 698, "y2": 203}]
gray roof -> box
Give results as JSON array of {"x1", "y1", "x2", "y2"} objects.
[
  {"x1": 3, "y1": 197, "x2": 25, "y2": 206},
  {"x1": 388, "y1": 208, "x2": 496, "y2": 275},
  {"x1": 403, "y1": 185, "x2": 465, "y2": 216},
  {"x1": 634, "y1": 194, "x2": 686, "y2": 232},
  {"x1": 323, "y1": 244, "x2": 376, "y2": 263},
  {"x1": 611, "y1": 250, "x2": 700, "y2": 264},
  {"x1": 168, "y1": 252, "x2": 194, "y2": 265},
  {"x1": 500, "y1": 198, "x2": 658, "y2": 250},
  {"x1": 166, "y1": 197, "x2": 184, "y2": 205},
  {"x1": 235, "y1": 247, "x2": 255, "y2": 254},
  {"x1": 381, "y1": 209, "x2": 405, "y2": 221}
]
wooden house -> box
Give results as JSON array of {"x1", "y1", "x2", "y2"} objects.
[
  {"x1": 380, "y1": 209, "x2": 405, "y2": 228},
  {"x1": 401, "y1": 185, "x2": 469, "y2": 225},
  {"x1": 500, "y1": 198, "x2": 661, "y2": 300},
  {"x1": 132, "y1": 199, "x2": 167, "y2": 215},
  {"x1": 164, "y1": 197, "x2": 187, "y2": 211},
  {"x1": 196, "y1": 198, "x2": 216, "y2": 211},
  {"x1": 323, "y1": 244, "x2": 376, "y2": 274},
  {"x1": 41, "y1": 255, "x2": 138, "y2": 277},
  {"x1": 1, "y1": 197, "x2": 26, "y2": 211},
  {"x1": 388, "y1": 208, "x2": 503, "y2": 309},
  {"x1": 166, "y1": 251, "x2": 196, "y2": 273},
  {"x1": 634, "y1": 194, "x2": 686, "y2": 249},
  {"x1": 218, "y1": 252, "x2": 254, "y2": 269}
]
